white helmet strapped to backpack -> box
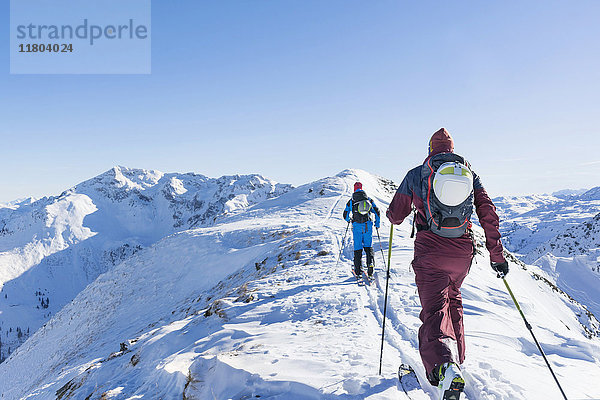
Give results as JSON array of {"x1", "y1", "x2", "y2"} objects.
[{"x1": 432, "y1": 162, "x2": 473, "y2": 207}]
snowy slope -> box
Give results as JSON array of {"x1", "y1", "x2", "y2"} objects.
[
  {"x1": 494, "y1": 187, "x2": 600, "y2": 256},
  {"x1": 521, "y1": 212, "x2": 600, "y2": 321},
  {"x1": 526, "y1": 212, "x2": 600, "y2": 261},
  {"x1": 496, "y1": 190, "x2": 600, "y2": 325},
  {"x1": 1, "y1": 169, "x2": 599, "y2": 399},
  {"x1": 0, "y1": 166, "x2": 291, "y2": 362}
]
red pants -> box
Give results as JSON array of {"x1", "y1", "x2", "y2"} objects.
[{"x1": 412, "y1": 255, "x2": 472, "y2": 384}]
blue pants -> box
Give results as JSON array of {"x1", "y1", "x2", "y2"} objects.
[
  {"x1": 352, "y1": 221, "x2": 374, "y2": 271},
  {"x1": 352, "y1": 221, "x2": 373, "y2": 250}
]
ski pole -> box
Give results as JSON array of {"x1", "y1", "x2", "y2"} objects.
[
  {"x1": 378, "y1": 224, "x2": 394, "y2": 375},
  {"x1": 502, "y1": 277, "x2": 568, "y2": 400},
  {"x1": 335, "y1": 220, "x2": 351, "y2": 269},
  {"x1": 375, "y1": 226, "x2": 386, "y2": 269}
]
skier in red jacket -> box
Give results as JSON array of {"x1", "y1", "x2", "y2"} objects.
[{"x1": 386, "y1": 128, "x2": 509, "y2": 400}]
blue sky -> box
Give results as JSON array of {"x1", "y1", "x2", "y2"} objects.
[{"x1": 1, "y1": 1, "x2": 599, "y2": 202}]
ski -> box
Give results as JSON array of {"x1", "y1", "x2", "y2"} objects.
[
  {"x1": 398, "y1": 364, "x2": 422, "y2": 399},
  {"x1": 362, "y1": 271, "x2": 374, "y2": 285},
  {"x1": 351, "y1": 268, "x2": 365, "y2": 286},
  {"x1": 351, "y1": 267, "x2": 375, "y2": 286}
]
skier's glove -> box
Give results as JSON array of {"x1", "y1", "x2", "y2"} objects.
[{"x1": 491, "y1": 261, "x2": 509, "y2": 278}]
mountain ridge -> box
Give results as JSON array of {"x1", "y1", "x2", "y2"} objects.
[
  {"x1": 1, "y1": 168, "x2": 599, "y2": 399},
  {"x1": 0, "y1": 166, "x2": 292, "y2": 363}
]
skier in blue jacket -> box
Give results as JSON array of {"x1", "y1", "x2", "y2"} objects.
[{"x1": 343, "y1": 182, "x2": 381, "y2": 277}]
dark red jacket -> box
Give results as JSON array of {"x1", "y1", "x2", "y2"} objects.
[{"x1": 386, "y1": 152, "x2": 505, "y2": 264}]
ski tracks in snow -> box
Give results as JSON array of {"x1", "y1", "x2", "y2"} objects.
[
  {"x1": 355, "y1": 249, "x2": 437, "y2": 399},
  {"x1": 4, "y1": 170, "x2": 599, "y2": 399},
  {"x1": 325, "y1": 175, "x2": 434, "y2": 399},
  {"x1": 283, "y1": 174, "x2": 513, "y2": 399}
]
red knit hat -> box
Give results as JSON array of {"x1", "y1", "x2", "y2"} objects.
[
  {"x1": 428, "y1": 128, "x2": 454, "y2": 155},
  {"x1": 354, "y1": 182, "x2": 362, "y2": 191}
]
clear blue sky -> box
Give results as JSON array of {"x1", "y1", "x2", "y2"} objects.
[{"x1": 1, "y1": 1, "x2": 599, "y2": 202}]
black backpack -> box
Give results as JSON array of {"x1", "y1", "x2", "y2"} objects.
[
  {"x1": 351, "y1": 191, "x2": 372, "y2": 224},
  {"x1": 420, "y1": 153, "x2": 474, "y2": 238}
]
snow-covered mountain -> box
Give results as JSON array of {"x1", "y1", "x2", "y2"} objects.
[
  {"x1": 526, "y1": 212, "x2": 600, "y2": 261},
  {"x1": 0, "y1": 166, "x2": 291, "y2": 363},
  {"x1": 493, "y1": 187, "x2": 600, "y2": 256},
  {"x1": 517, "y1": 211, "x2": 600, "y2": 321},
  {"x1": 1, "y1": 169, "x2": 599, "y2": 399},
  {"x1": 494, "y1": 188, "x2": 600, "y2": 323},
  {"x1": 551, "y1": 188, "x2": 588, "y2": 197}
]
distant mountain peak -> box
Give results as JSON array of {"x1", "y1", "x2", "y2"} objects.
[
  {"x1": 106, "y1": 166, "x2": 165, "y2": 190},
  {"x1": 336, "y1": 168, "x2": 371, "y2": 178},
  {"x1": 579, "y1": 186, "x2": 600, "y2": 201},
  {"x1": 551, "y1": 188, "x2": 589, "y2": 197},
  {"x1": 0, "y1": 167, "x2": 293, "y2": 363}
]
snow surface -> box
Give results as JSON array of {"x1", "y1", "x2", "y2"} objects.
[
  {"x1": 551, "y1": 189, "x2": 589, "y2": 197},
  {"x1": 1, "y1": 169, "x2": 599, "y2": 399},
  {"x1": 526, "y1": 212, "x2": 600, "y2": 262},
  {"x1": 0, "y1": 166, "x2": 291, "y2": 363},
  {"x1": 521, "y1": 213, "x2": 600, "y2": 323},
  {"x1": 493, "y1": 189, "x2": 600, "y2": 256},
  {"x1": 495, "y1": 191, "x2": 600, "y2": 332}
]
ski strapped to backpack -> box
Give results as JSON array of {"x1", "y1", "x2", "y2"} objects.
[{"x1": 421, "y1": 153, "x2": 474, "y2": 238}]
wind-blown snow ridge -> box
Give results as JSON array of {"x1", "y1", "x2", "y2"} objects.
[{"x1": 1, "y1": 169, "x2": 599, "y2": 399}]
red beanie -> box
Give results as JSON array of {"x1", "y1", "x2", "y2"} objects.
[
  {"x1": 354, "y1": 182, "x2": 362, "y2": 191},
  {"x1": 428, "y1": 128, "x2": 454, "y2": 155}
]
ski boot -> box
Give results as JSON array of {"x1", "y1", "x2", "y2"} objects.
[
  {"x1": 367, "y1": 265, "x2": 374, "y2": 278},
  {"x1": 435, "y1": 362, "x2": 464, "y2": 400}
]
